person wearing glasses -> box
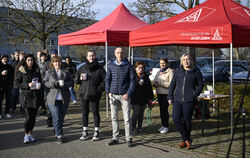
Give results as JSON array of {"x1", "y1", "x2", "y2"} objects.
[
  {"x1": 153, "y1": 57, "x2": 174, "y2": 134},
  {"x1": 131, "y1": 61, "x2": 153, "y2": 133},
  {"x1": 168, "y1": 53, "x2": 204, "y2": 150}
]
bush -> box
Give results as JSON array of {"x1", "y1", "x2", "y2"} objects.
[{"x1": 208, "y1": 83, "x2": 250, "y2": 111}]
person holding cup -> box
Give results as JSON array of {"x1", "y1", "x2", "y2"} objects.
[
  {"x1": 131, "y1": 61, "x2": 153, "y2": 133},
  {"x1": 0, "y1": 55, "x2": 14, "y2": 119},
  {"x1": 75, "y1": 50, "x2": 106, "y2": 141},
  {"x1": 43, "y1": 56, "x2": 73, "y2": 144},
  {"x1": 153, "y1": 57, "x2": 174, "y2": 134},
  {"x1": 14, "y1": 54, "x2": 42, "y2": 143}
]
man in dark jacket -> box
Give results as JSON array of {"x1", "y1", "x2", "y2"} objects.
[
  {"x1": 105, "y1": 47, "x2": 136, "y2": 147},
  {"x1": 0, "y1": 55, "x2": 14, "y2": 119}
]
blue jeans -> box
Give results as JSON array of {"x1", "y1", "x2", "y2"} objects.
[
  {"x1": 48, "y1": 100, "x2": 68, "y2": 137},
  {"x1": 69, "y1": 87, "x2": 76, "y2": 101},
  {"x1": 172, "y1": 101, "x2": 195, "y2": 142}
]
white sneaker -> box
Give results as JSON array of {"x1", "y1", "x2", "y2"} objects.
[
  {"x1": 0, "y1": 115, "x2": 2, "y2": 119},
  {"x1": 24, "y1": 135, "x2": 30, "y2": 144},
  {"x1": 29, "y1": 134, "x2": 36, "y2": 142},
  {"x1": 73, "y1": 100, "x2": 77, "y2": 105},
  {"x1": 158, "y1": 126, "x2": 164, "y2": 132},
  {"x1": 160, "y1": 127, "x2": 169, "y2": 134},
  {"x1": 6, "y1": 114, "x2": 12, "y2": 118}
]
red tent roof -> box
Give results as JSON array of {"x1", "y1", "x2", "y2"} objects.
[
  {"x1": 58, "y1": 3, "x2": 148, "y2": 46},
  {"x1": 130, "y1": 0, "x2": 250, "y2": 48}
]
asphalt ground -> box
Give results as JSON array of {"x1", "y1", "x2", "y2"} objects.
[{"x1": 0, "y1": 99, "x2": 249, "y2": 158}]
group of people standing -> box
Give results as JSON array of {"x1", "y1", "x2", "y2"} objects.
[{"x1": 0, "y1": 47, "x2": 204, "y2": 150}]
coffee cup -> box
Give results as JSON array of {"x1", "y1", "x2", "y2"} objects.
[
  {"x1": 36, "y1": 83, "x2": 41, "y2": 89},
  {"x1": 58, "y1": 80, "x2": 64, "y2": 86},
  {"x1": 2, "y1": 70, "x2": 7, "y2": 75},
  {"x1": 81, "y1": 73, "x2": 87, "y2": 80},
  {"x1": 139, "y1": 79, "x2": 144, "y2": 86}
]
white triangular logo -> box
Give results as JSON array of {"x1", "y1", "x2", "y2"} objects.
[
  {"x1": 176, "y1": 8, "x2": 202, "y2": 23},
  {"x1": 212, "y1": 29, "x2": 222, "y2": 40},
  {"x1": 244, "y1": 9, "x2": 250, "y2": 16}
]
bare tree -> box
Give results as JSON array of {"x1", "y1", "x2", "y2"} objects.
[{"x1": 0, "y1": 0, "x2": 96, "y2": 49}]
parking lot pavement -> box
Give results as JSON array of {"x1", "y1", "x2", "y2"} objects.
[{"x1": 0, "y1": 102, "x2": 249, "y2": 158}]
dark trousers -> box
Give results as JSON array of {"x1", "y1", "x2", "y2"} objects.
[
  {"x1": 24, "y1": 108, "x2": 38, "y2": 133},
  {"x1": 157, "y1": 94, "x2": 169, "y2": 127},
  {"x1": 0, "y1": 87, "x2": 11, "y2": 114},
  {"x1": 39, "y1": 86, "x2": 46, "y2": 110},
  {"x1": 132, "y1": 104, "x2": 145, "y2": 129},
  {"x1": 80, "y1": 95, "x2": 100, "y2": 127},
  {"x1": 10, "y1": 88, "x2": 19, "y2": 110},
  {"x1": 172, "y1": 101, "x2": 195, "y2": 142}
]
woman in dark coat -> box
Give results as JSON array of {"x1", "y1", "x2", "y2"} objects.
[
  {"x1": 131, "y1": 61, "x2": 153, "y2": 133},
  {"x1": 75, "y1": 50, "x2": 106, "y2": 141},
  {"x1": 14, "y1": 54, "x2": 42, "y2": 144},
  {"x1": 168, "y1": 53, "x2": 204, "y2": 150}
]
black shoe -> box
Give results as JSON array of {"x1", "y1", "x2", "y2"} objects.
[
  {"x1": 106, "y1": 139, "x2": 119, "y2": 146},
  {"x1": 57, "y1": 137, "x2": 63, "y2": 144},
  {"x1": 127, "y1": 139, "x2": 133, "y2": 147}
]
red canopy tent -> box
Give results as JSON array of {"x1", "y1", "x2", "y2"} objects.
[
  {"x1": 58, "y1": 3, "x2": 148, "y2": 46},
  {"x1": 58, "y1": 3, "x2": 148, "y2": 117},
  {"x1": 130, "y1": 0, "x2": 250, "y2": 48},
  {"x1": 130, "y1": 0, "x2": 250, "y2": 137}
]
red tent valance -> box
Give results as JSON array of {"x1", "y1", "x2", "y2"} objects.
[
  {"x1": 129, "y1": 0, "x2": 250, "y2": 48},
  {"x1": 58, "y1": 3, "x2": 148, "y2": 46}
]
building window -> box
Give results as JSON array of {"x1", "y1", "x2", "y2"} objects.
[{"x1": 49, "y1": 39, "x2": 55, "y2": 46}]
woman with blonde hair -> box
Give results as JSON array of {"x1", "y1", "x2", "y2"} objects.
[
  {"x1": 153, "y1": 57, "x2": 174, "y2": 134},
  {"x1": 168, "y1": 53, "x2": 204, "y2": 149},
  {"x1": 43, "y1": 56, "x2": 73, "y2": 144}
]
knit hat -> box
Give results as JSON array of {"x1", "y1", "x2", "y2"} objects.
[
  {"x1": 40, "y1": 52, "x2": 47, "y2": 57},
  {"x1": 50, "y1": 49, "x2": 58, "y2": 55}
]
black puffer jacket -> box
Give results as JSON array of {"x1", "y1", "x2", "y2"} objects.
[
  {"x1": 131, "y1": 72, "x2": 154, "y2": 106},
  {"x1": 75, "y1": 59, "x2": 106, "y2": 100},
  {"x1": 14, "y1": 65, "x2": 42, "y2": 108},
  {"x1": 168, "y1": 66, "x2": 204, "y2": 103}
]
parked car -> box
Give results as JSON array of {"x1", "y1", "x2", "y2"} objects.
[
  {"x1": 241, "y1": 60, "x2": 250, "y2": 67},
  {"x1": 201, "y1": 60, "x2": 248, "y2": 82},
  {"x1": 62, "y1": 59, "x2": 81, "y2": 67},
  {"x1": 196, "y1": 57, "x2": 222, "y2": 68},
  {"x1": 76, "y1": 60, "x2": 106, "y2": 71},
  {"x1": 149, "y1": 60, "x2": 180, "y2": 81},
  {"x1": 131, "y1": 57, "x2": 157, "y2": 75},
  {"x1": 231, "y1": 70, "x2": 250, "y2": 83}
]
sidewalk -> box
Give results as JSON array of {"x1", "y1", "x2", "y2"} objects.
[{"x1": 0, "y1": 100, "x2": 249, "y2": 158}]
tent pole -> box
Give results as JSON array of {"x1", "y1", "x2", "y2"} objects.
[
  {"x1": 131, "y1": 47, "x2": 134, "y2": 64},
  {"x1": 230, "y1": 43, "x2": 234, "y2": 138},
  {"x1": 105, "y1": 42, "x2": 109, "y2": 118},
  {"x1": 58, "y1": 45, "x2": 61, "y2": 57},
  {"x1": 128, "y1": 46, "x2": 131, "y2": 62},
  {"x1": 212, "y1": 49, "x2": 215, "y2": 112}
]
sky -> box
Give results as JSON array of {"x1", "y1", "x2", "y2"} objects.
[{"x1": 92, "y1": 0, "x2": 136, "y2": 20}]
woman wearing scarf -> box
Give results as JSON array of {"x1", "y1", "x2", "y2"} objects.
[
  {"x1": 153, "y1": 58, "x2": 174, "y2": 134},
  {"x1": 75, "y1": 50, "x2": 106, "y2": 141},
  {"x1": 131, "y1": 62, "x2": 153, "y2": 133}
]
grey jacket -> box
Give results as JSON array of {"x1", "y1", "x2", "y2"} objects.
[{"x1": 43, "y1": 68, "x2": 73, "y2": 105}]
